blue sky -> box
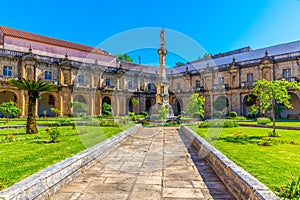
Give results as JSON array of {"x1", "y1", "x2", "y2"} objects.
[{"x1": 1, "y1": 0, "x2": 300, "y2": 67}]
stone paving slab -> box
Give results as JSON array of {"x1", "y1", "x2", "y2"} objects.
[{"x1": 50, "y1": 127, "x2": 234, "y2": 200}]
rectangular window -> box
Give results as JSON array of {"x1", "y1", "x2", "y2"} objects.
[
  {"x1": 195, "y1": 80, "x2": 200, "y2": 88},
  {"x1": 219, "y1": 77, "x2": 224, "y2": 84},
  {"x1": 177, "y1": 83, "x2": 181, "y2": 90},
  {"x1": 3, "y1": 66, "x2": 12, "y2": 77},
  {"x1": 128, "y1": 80, "x2": 132, "y2": 89},
  {"x1": 44, "y1": 71, "x2": 52, "y2": 80},
  {"x1": 105, "y1": 78, "x2": 110, "y2": 86},
  {"x1": 283, "y1": 69, "x2": 291, "y2": 78},
  {"x1": 78, "y1": 75, "x2": 84, "y2": 83},
  {"x1": 247, "y1": 74, "x2": 253, "y2": 82}
]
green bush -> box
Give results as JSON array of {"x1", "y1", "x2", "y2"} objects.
[
  {"x1": 198, "y1": 120, "x2": 238, "y2": 128},
  {"x1": 193, "y1": 112, "x2": 204, "y2": 119},
  {"x1": 46, "y1": 127, "x2": 60, "y2": 142},
  {"x1": 86, "y1": 118, "x2": 100, "y2": 126},
  {"x1": 98, "y1": 119, "x2": 118, "y2": 127},
  {"x1": 213, "y1": 111, "x2": 224, "y2": 118},
  {"x1": 140, "y1": 112, "x2": 148, "y2": 117},
  {"x1": 276, "y1": 175, "x2": 300, "y2": 199},
  {"x1": 128, "y1": 111, "x2": 135, "y2": 118},
  {"x1": 229, "y1": 111, "x2": 237, "y2": 118},
  {"x1": 257, "y1": 117, "x2": 271, "y2": 125}
]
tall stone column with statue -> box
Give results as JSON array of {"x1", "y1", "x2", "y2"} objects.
[{"x1": 155, "y1": 28, "x2": 174, "y2": 117}]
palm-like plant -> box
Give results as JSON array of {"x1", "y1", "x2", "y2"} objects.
[{"x1": 8, "y1": 78, "x2": 57, "y2": 134}]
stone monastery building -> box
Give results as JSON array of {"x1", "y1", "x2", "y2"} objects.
[{"x1": 1, "y1": 26, "x2": 300, "y2": 118}]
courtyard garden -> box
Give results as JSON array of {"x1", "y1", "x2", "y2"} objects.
[
  {"x1": 188, "y1": 122, "x2": 300, "y2": 196},
  {"x1": 0, "y1": 117, "x2": 134, "y2": 190}
]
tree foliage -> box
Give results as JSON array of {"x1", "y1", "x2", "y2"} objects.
[
  {"x1": 8, "y1": 78, "x2": 56, "y2": 134},
  {"x1": 116, "y1": 54, "x2": 133, "y2": 62},
  {"x1": 102, "y1": 103, "x2": 112, "y2": 116},
  {"x1": 0, "y1": 101, "x2": 21, "y2": 123},
  {"x1": 250, "y1": 79, "x2": 300, "y2": 135},
  {"x1": 131, "y1": 98, "x2": 139, "y2": 106},
  {"x1": 213, "y1": 96, "x2": 228, "y2": 112},
  {"x1": 186, "y1": 93, "x2": 205, "y2": 117},
  {"x1": 72, "y1": 101, "x2": 87, "y2": 116},
  {"x1": 175, "y1": 61, "x2": 185, "y2": 66},
  {"x1": 158, "y1": 105, "x2": 168, "y2": 121}
]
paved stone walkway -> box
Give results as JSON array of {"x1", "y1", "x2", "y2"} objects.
[{"x1": 50, "y1": 127, "x2": 233, "y2": 200}]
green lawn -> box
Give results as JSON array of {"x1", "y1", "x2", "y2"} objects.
[
  {"x1": 0, "y1": 123, "x2": 134, "y2": 190},
  {"x1": 188, "y1": 125, "x2": 300, "y2": 191},
  {"x1": 237, "y1": 121, "x2": 300, "y2": 126}
]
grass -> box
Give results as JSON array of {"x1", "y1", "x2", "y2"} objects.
[
  {"x1": 188, "y1": 125, "x2": 300, "y2": 192},
  {"x1": 0, "y1": 123, "x2": 134, "y2": 190},
  {"x1": 237, "y1": 120, "x2": 300, "y2": 126}
]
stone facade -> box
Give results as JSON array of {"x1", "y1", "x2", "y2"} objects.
[{"x1": 1, "y1": 26, "x2": 300, "y2": 118}]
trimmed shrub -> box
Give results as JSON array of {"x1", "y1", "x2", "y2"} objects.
[
  {"x1": 198, "y1": 120, "x2": 238, "y2": 128},
  {"x1": 193, "y1": 112, "x2": 204, "y2": 119},
  {"x1": 140, "y1": 112, "x2": 148, "y2": 117},
  {"x1": 213, "y1": 111, "x2": 224, "y2": 118},
  {"x1": 257, "y1": 117, "x2": 271, "y2": 125},
  {"x1": 229, "y1": 111, "x2": 237, "y2": 118},
  {"x1": 128, "y1": 111, "x2": 135, "y2": 118}
]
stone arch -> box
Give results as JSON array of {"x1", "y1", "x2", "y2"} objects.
[
  {"x1": 243, "y1": 94, "x2": 257, "y2": 117},
  {"x1": 128, "y1": 97, "x2": 134, "y2": 113},
  {"x1": 145, "y1": 97, "x2": 156, "y2": 112},
  {"x1": 173, "y1": 98, "x2": 183, "y2": 116},
  {"x1": 213, "y1": 96, "x2": 229, "y2": 112},
  {"x1": 102, "y1": 96, "x2": 111, "y2": 106},
  {"x1": 281, "y1": 92, "x2": 300, "y2": 119},
  {"x1": 102, "y1": 96, "x2": 112, "y2": 115},
  {"x1": 0, "y1": 91, "x2": 19, "y2": 117},
  {"x1": 38, "y1": 93, "x2": 56, "y2": 117},
  {"x1": 74, "y1": 94, "x2": 87, "y2": 104}
]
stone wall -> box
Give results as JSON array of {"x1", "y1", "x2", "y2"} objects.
[
  {"x1": 0, "y1": 124, "x2": 142, "y2": 200},
  {"x1": 180, "y1": 125, "x2": 278, "y2": 200}
]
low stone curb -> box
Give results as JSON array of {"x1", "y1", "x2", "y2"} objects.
[
  {"x1": 180, "y1": 125, "x2": 278, "y2": 200},
  {"x1": 0, "y1": 123, "x2": 74, "y2": 130},
  {"x1": 0, "y1": 124, "x2": 142, "y2": 200},
  {"x1": 239, "y1": 123, "x2": 300, "y2": 130}
]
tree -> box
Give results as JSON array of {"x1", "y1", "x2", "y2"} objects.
[
  {"x1": 158, "y1": 105, "x2": 168, "y2": 121},
  {"x1": 213, "y1": 96, "x2": 228, "y2": 112},
  {"x1": 102, "y1": 103, "x2": 112, "y2": 116},
  {"x1": 72, "y1": 101, "x2": 87, "y2": 116},
  {"x1": 250, "y1": 79, "x2": 300, "y2": 135},
  {"x1": 50, "y1": 108, "x2": 61, "y2": 117},
  {"x1": 8, "y1": 78, "x2": 56, "y2": 134},
  {"x1": 175, "y1": 61, "x2": 185, "y2": 66},
  {"x1": 116, "y1": 54, "x2": 133, "y2": 62},
  {"x1": 0, "y1": 101, "x2": 21, "y2": 123},
  {"x1": 186, "y1": 93, "x2": 205, "y2": 117}
]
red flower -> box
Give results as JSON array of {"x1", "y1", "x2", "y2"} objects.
[{"x1": 45, "y1": 128, "x2": 49, "y2": 132}]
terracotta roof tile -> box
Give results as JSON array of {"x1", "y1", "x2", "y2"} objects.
[{"x1": 0, "y1": 26, "x2": 112, "y2": 56}]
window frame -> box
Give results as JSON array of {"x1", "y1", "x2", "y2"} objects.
[
  {"x1": 3, "y1": 66, "x2": 13, "y2": 77},
  {"x1": 283, "y1": 68, "x2": 291, "y2": 79},
  {"x1": 44, "y1": 71, "x2": 52, "y2": 80},
  {"x1": 78, "y1": 75, "x2": 84, "y2": 83},
  {"x1": 105, "y1": 78, "x2": 110, "y2": 87},
  {"x1": 246, "y1": 73, "x2": 253, "y2": 82},
  {"x1": 195, "y1": 80, "x2": 201, "y2": 88}
]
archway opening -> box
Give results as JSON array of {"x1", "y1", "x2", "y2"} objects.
[
  {"x1": 281, "y1": 92, "x2": 300, "y2": 119},
  {"x1": 0, "y1": 91, "x2": 18, "y2": 118},
  {"x1": 173, "y1": 98, "x2": 183, "y2": 116},
  {"x1": 38, "y1": 93, "x2": 55, "y2": 117},
  {"x1": 243, "y1": 94, "x2": 257, "y2": 117},
  {"x1": 145, "y1": 98, "x2": 156, "y2": 112},
  {"x1": 73, "y1": 95, "x2": 88, "y2": 116}
]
